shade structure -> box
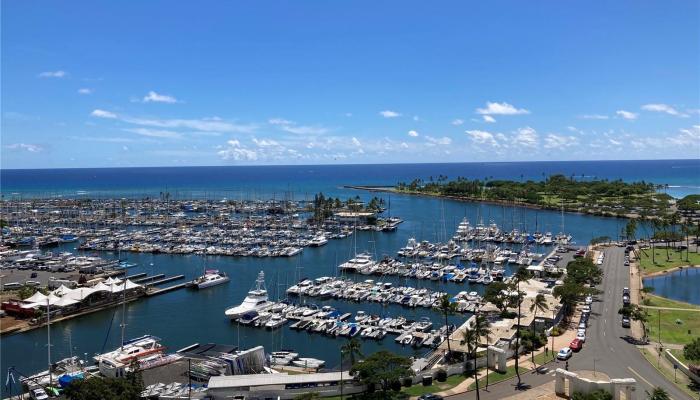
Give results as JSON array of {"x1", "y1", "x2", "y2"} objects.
[{"x1": 24, "y1": 291, "x2": 48, "y2": 303}]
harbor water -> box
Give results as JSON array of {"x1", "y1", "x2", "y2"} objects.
[{"x1": 643, "y1": 267, "x2": 700, "y2": 305}]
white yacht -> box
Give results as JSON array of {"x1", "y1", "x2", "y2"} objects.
[
  {"x1": 224, "y1": 271, "x2": 271, "y2": 319},
  {"x1": 308, "y1": 233, "x2": 328, "y2": 247},
  {"x1": 338, "y1": 252, "x2": 376, "y2": 272},
  {"x1": 191, "y1": 269, "x2": 230, "y2": 289}
]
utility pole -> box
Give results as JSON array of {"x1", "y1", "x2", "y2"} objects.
[{"x1": 339, "y1": 349, "x2": 344, "y2": 400}]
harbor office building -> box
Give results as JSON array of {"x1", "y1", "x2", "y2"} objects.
[{"x1": 206, "y1": 371, "x2": 364, "y2": 399}]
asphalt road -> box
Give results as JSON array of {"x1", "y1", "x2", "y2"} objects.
[{"x1": 449, "y1": 247, "x2": 695, "y2": 400}]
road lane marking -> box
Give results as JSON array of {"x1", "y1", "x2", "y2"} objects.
[{"x1": 627, "y1": 367, "x2": 654, "y2": 388}]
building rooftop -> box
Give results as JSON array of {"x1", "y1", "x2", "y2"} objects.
[{"x1": 208, "y1": 371, "x2": 354, "y2": 389}]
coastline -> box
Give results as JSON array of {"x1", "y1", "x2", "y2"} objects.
[
  {"x1": 641, "y1": 264, "x2": 700, "y2": 278},
  {"x1": 344, "y1": 185, "x2": 638, "y2": 220}
]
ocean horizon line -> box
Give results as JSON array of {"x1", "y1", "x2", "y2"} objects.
[{"x1": 2, "y1": 157, "x2": 699, "y2": 172}]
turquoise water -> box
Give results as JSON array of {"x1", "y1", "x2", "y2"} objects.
[{"x1": 643, "y1": 267, "x2": 700, "y2": 305}]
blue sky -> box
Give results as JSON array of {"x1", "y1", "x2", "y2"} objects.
[{"x1": 2, "y1": 1, "x2": 699, "y2": 169}]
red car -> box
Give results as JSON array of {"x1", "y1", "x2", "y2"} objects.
[{"x1": 569, "y1": 338, "x2": 583, "y2": 352}]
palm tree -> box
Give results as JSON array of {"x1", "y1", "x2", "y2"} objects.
[
  {"x1": 512, "y1": 266, "x2": 530, "y2": 386},
  {"x1": 340, "y1": 338, "x2": 363, "y2": 367},
  {"x1": 438, "y1": 294, "x2": 457, "y2": 360},
  {"x1": 468, "y1": 313, "x2": 491, "y2": 400},
  {"x1": 647, "y1": 387, "x2": 670, "y2": 400},
  {"x1": 462, "y1": 328, "x2": 479, "y2": 394},
  {"x1": 529, "y1": 293, "x2": 549, "y2": 367}
]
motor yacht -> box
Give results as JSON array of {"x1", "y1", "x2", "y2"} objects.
[
  {"x1": 224, "y1": 271, "x2": 271, "y2": 319},
  {"x1": 191, "y1": 269, "x2": 230, "y2": 289}
]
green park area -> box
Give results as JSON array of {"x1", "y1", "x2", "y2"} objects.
[
  {"x1": 643, "y1": 295, "x2": 700, "y2": 346},
  {"x1": 402, "y1": 374, "x2": 467, "y2": 397},
  {"x1": 638, "y1": 247, "x2": 700, "y2": 275},
  {"x1": 467, "y1": 366, "x2": 529, "y2": 390}
]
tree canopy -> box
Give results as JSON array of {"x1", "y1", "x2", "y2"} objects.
[{"x1": 350, "y1": 351, "x2": 413, "y2": 395}]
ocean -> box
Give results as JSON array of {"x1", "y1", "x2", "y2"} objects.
[{"x1": 1, "y1": 159, "x2": 698, "y2": 396}]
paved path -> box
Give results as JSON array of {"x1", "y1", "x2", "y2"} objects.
[{"x1": 448, "y1": 247, "x2": 695, "y2": 400}]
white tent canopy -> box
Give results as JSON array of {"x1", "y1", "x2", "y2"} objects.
[
  {"x1": 52, "y1": 285, "x2": 73, "y2": 296},
  {"x1": 52, "y1": 296, "x2": 80, "y2": 307},
  {"x1": 66, "y1": 287, "x2": 98, "y2": 301},
  {"x1": 24, "y1": 291, "x2": 48, "y2": 303}
]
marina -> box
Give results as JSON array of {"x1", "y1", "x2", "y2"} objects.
[{"x1": 0, "y1": 186, "x2": 629, "y2": 398}]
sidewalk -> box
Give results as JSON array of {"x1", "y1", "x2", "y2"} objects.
[
  {"x1": 433, "y1": 308, "x2": 581, "y2": 397},
  {"x1": 628, "y1": 254, "x2": 645, "y2": 340}
]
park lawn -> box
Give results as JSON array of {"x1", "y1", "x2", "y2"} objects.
[
  {"x1": 531, "y1": 350, "x2": 556, "y2": 366},
  {"x1": 644, "y1": 295, "x2": 700, "y2": 346},
  {"x1": 638, "y1": 248, "x2": 700, "y2": 275},
  {"x1": 669, "y1": 349, "x2": 691, "y2": 366},
  {"x1": 467, "y1": 365, "x2": 529, "y2": 390},
  {"x1": 402, "y1": 374, "x2": 467, "y2": 397},
  {"x1": 640, "y1": 348, "x2": 699, "y2": 399}
]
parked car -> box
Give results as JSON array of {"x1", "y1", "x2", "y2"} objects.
[
  {"x1": 557, "y1": 347, "x2": 573, "y2": 360},
  {"x1": 621, "y1": 316, "x2": 631, "y2": 328},
  {"x1": 623, "y1": 287, "x2": 630, "y2": 295},
  {"x1": 576, "y1": 331, "x2": 586, "y2": 342},
  {"x1": 578, "y1": 321, "x2": 587, "y2": 330},
  {"x1": 622, "y1": 295, "x2": 630, "y2": 305},
  {"x1": 585, "y1": 296, "x2": 593, "y2": 304},
  {"x1": 569, "y1": 338, "x2": 583, "y2": 352},
  {"x1": 30, "y1": 388, "x2": 49, "y2": 400}
]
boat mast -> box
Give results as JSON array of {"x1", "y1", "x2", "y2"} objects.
[
  {"x1": 120, "y1": 278, "x2": 127, "y2": 351},
  {"x1": 46, "y1": 297, "x2": 52, "y2": 388}
]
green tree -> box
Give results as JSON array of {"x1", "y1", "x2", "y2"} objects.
[
  {"x1": 483, "y1": 282, "x2": 512, "y2": 316},
  {"x1": 618, "y1": 305, "x2": 648, "y2": 341},
  {"x1": 437, "y1": 294, "x2": 457, "y2": 359},
  {"x1": 571, "y1": 390, "x2": 613, "y2": 400},
  {"x1": 647, "y1": 387, "x2": 670, "y2": 400},
  {"x1": 529, "y1": 293, "x2": 549, "y2": 367},
  {"x1": 350, "y1": 351, "x2": 413, "y2": 396},
  {"x1": 462, "y1": 313, "x2": 491, "y2": 399},
  {"x1": 683, "y1": 337, "x2": 700, "y2": 363},
  {"x1": 63, "y1": 376, "x2": 143, "y2": 400},
  {"x1": 341, "y1": 338, "x2": 364, "y2": 366}
]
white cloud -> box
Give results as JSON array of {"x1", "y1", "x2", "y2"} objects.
[
  {"x1": 641, "y1": 103, "x2": 686, "y2": 117},
  {"x1": 379, "y1": 110, "x2": 402, "y2": 118},
  {"x1": 608, "y1": 138, "x2": 622, "y2": 146},
  {"x1": 466, "y1": 130, "x2": 499, "y2": 147},
  {"x1": 91, "y1": 109, "x2": 118, "y2": 119},
  {"x1": 476, "y1": 101, "x2": 529, "y2": 115},
  {"x1": 413, "y1": 115, "x2": 420, "y2": 121},
  {"x1": 142, "y1": 91, "x2": 178, "y2": 103},
  {"x1": 544, "y1": 134, "x2": 578, "y2": 149},
  {"x1": 122, "y1": 145, "x2": 129, "y2": 151},
  {"x1": 669, "y1": 125, "x2": 700, "y2": 146},
  {"x1": 513, "y1": 127, "x2": 538, "y2": 148},
  {"x1": 5, "y1": 143, "x2": 43, "y2": 152},
  {"x1": 124, "y1": 128, "x2": 182, "y2": 139},
  {"x1": 425, "y1": 136, "x2": 452, "y2": 146},
  {"x1": 126, "y1": 115, "x2": 255, "y2": 133},
  {"x1": 400, "y1": 142, "x2": 409, "y2": 149},
  {"x1": 408, "y1": 130, "x2": 419, "y2": 137},
  {"x1": 351, "y1": 137, "x2": 362, "y2": 147},
  {"x1": 268, "y1": 118, "x2": 328, "y2": 135},
  {"x1": 579, "y1": 114, "x2": 609, "y2": 120},
  {"x1": 38, "y1": 70, "x2": 66, "y2": 78},
  {"x1": 78, "y1": 88, "x2": 93, "y2": 95},
  {"x1": 616, "y1": 110, "x2": 638, "y2": 120},
  {"x1": 451, "y1": 119, "x2": 464, "y2": 126},
  {"x1": 252, "y1": 138, "x2": 280, "y2": 147},
  {"x1": 218, "y1": 140, "x2": 258, "y2": 161},
  {"x1": 482, "y1": 115, "x2": 496, "y2": 123}
]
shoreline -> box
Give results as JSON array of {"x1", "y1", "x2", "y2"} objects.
[
  {"x1": 641, "y1": 264, "x2": 700, "y2": 279},
  {"x1": 344, "y1": 185, "x2": 638, "y2": 220}
]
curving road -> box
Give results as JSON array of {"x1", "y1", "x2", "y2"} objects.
[{"x1": 449, "y1": 247, "x2": 695, "y2": 400}]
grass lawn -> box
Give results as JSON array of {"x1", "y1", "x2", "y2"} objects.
[
  {"x1": 638, "y1": 248, "x2": 700, "y2": 275},
  {"x1": 669, "y1": 349, "x2": 692, "y2": 366},
  {"x1": 402, "y1": 374, "x2": 467, "y2": 397},
  {"x1": 467, "y1": 365, "x2": 529, "y2": 390},
  {"x1": 531, "y1": 350, "x2": 557, "y2": 366},
  {"x1": 643, "y1": 295, "x2": 700, "y2": 346},
  {"x1": 640, "y1": 348, "x2": 699, "y2": 398}
]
